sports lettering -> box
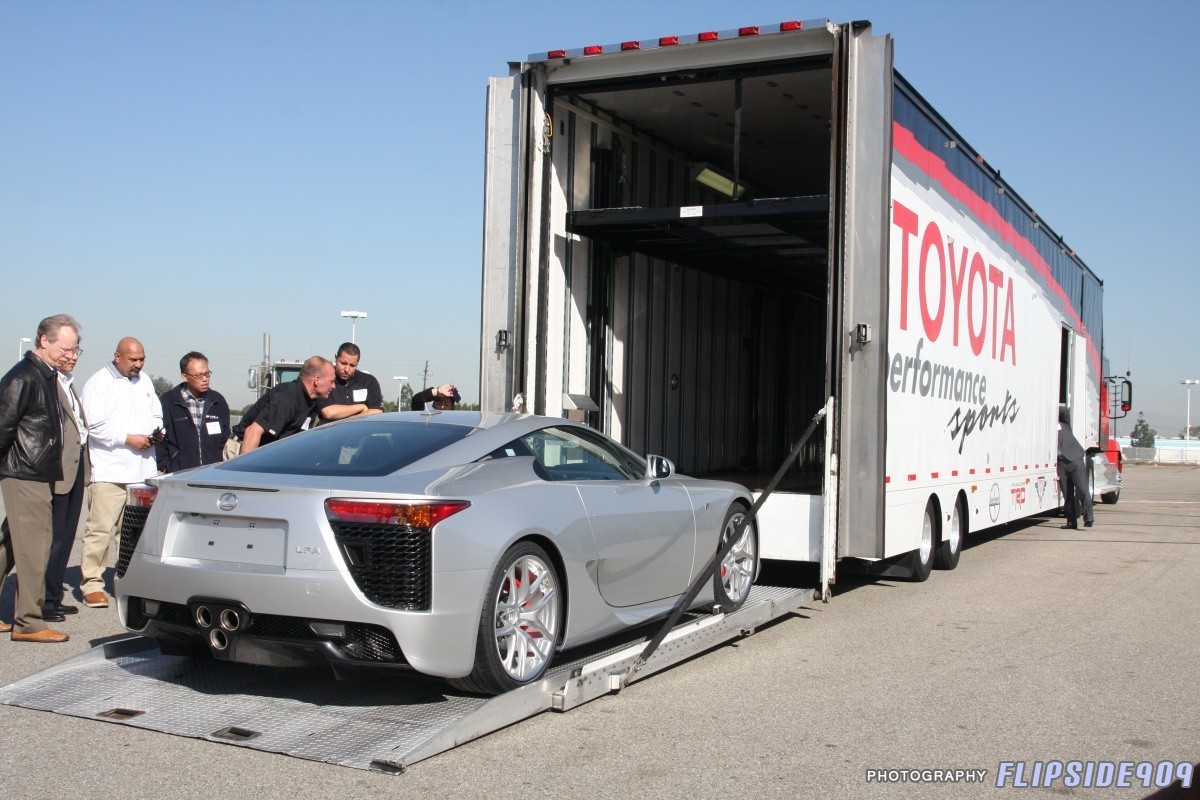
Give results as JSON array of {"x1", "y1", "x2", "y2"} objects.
[
  {"x1": 946, "y1": 390, "x2": 1020, "y2": 455},
  {"x1": 893, "y1": 200, "x2": 1017, "y2": 365}
]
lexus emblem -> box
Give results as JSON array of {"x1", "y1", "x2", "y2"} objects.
[{"x1": 218, "y1": 492, "x2": 238, "y2": 511}]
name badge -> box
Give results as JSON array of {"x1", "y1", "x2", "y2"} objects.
[
  {"x1": 301, "y1": 418, "x2": 312, "y2": 431},
  {"x1": 206, "y1": 421, "x2": 222, "y2": 435},
  {"x1": 352, "y1": 389, "x2": 368, "y2": 402}
]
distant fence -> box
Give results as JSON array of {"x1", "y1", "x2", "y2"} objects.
[{"x1": 1124, "y1": 446, "x2": 1200, "y2": 465}]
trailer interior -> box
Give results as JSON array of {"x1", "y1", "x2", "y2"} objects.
[{"x1": 550, "y1": 52, "x2": 838, "y2": 493}]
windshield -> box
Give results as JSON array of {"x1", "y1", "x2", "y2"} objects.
[{"x1": 217, "y1": 420, "x2": 473, "y2": 477}]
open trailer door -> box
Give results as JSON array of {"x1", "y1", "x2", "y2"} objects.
[{"x1": 831, "y1": 22, "x2": 892, "y2": 559}]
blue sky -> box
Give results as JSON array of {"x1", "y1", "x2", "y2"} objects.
[{"x1": 3, "y1": 0, "x2": 1197, "y2": 436}]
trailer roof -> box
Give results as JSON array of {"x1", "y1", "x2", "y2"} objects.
[{"x1": 528, "y1": 18, "x2": 832, "y2": 63}]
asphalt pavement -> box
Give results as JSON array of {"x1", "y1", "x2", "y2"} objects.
[{"x1": 0, "y1": 464, "x2": 1196, "y2": 799}]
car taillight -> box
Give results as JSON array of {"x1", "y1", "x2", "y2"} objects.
[
  {"x1": 324, "y1": 499, "x2": 470, "y2": 528},
  {"x1": 127, "y1": 485, "x2": 157, "y2": 508}
]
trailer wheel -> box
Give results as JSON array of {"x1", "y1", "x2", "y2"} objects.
[
  {"x1": 450, "y1": 541, "x2": 562, "y2": 696},
  {"x1": 1101, "y1": 488, "x2": 1120, "y2": 505},
  {"x1": 714, "y1": 503, "x2": 758, "y2": 612},
  {"x1": 905, "y1": 499, "x2": 936, "y2": 582},
  {"x1": 934, "y1": 496, "x2": 965, "y2": 570}
]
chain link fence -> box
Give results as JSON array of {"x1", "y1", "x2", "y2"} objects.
[{"x1": 1123, "y1": 446, "x2": 1200, "y2": 465}]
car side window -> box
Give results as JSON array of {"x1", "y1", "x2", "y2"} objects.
[
  {"x1": 520, "y1": 427, "x2": 644, "y2": 482},
  {"x1": 481, "y1": 439, "x2": 535, "y2": 461}
]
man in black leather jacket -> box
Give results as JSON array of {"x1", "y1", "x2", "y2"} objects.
[{"x1": 0, "y1": 313, "x2": 80, "y2": 642}]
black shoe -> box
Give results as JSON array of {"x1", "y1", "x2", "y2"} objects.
[
  {"x1": 1061, "y1": 522, "x2": 1078, "y2": 529},
  {"x1": 1084, "y1": 520, "x2": 1094, "y2": 528},
  {"x1": 41, "y1": 609, "x2": 66, "y2": 623},
  {"x1": 45, "y1": 602, "x2": 79, "y2": 615}
]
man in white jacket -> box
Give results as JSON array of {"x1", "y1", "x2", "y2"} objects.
[{"x1": 79, "y1": 337, "x2": 162, "y2": 608}]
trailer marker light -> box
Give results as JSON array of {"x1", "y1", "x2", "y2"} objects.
[
  {"x1": 583, "y1": 44, "x2": 603, "y2": 56},
  {"x1": 621, "y1": 40, "x2": 640, "y2": 51},
  {"x1": 547, "y1": 49, "x2": 567, "y2": 59},
  {"x1": 659, "y1": 36, "x2": 679, "y2": 46},
  {"x1": 698, "y1": 30, "x2": 719, "y2": 42},
  {"x1": 780, "y1": 20, "x2": 803, "y2": 31},
  {"x1": 738, "y1": 26, "x2": 760, "y2": 37}
]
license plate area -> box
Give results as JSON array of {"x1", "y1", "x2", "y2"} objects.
[{"x1": 170, "y1": 515, "x2": 287, "y2": 567}]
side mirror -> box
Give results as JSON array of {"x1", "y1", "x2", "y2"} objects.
[
  {"x1": 646, "y1": 454, "x2": 675, "y2": 480},
  {"x1": 1105, "y1": 376, "x2": 1133, "y2": 418},
  {"x1": 247, "y1": 367, "x2": 258, "y2": 390}
]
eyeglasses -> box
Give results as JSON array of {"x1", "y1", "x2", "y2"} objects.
[
  {"x1": 59, "y1": 346, "x2": 83, "y2": 356},
  {"x1": 186, "y1": 371, "x2": 212, "y2": 379}
]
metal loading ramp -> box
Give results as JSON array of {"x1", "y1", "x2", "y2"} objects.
[{"x1": 0, "y1": 585, "x2": 811, "y2": 773}]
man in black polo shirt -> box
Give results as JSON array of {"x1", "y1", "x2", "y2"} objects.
[
  {"x1": 236, "y1": 356, "x2": 335, "y2": 453},
  {"x1": 316, "y1": 342, "x2": 385, "y2": 424}
]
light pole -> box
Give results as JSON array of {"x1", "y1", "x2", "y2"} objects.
[
  {"x1": 1184, "y1": 380, "x2": 1200, "y2": 462},
  {"x1": 393, "y1": 376, "x2": 408, "y2": 411},
  {"x1": 16, "y1": 337, "x2": 30, "y2": 361},
  {"x1": 340, "y1": 310, "x2": 368, "y2": 344}
]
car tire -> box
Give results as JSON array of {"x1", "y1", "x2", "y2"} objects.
[
  {"x1": 905, "y1": 498, "x2": 936, "y2": 582},
  {"x1": 450, "y1": 541, "x2": 562, "y2": 696},
  {"x1": 714, "y1": 503, "x2": 758, "y2": 612},
  {"x1": 934, "y1": 495, "x2": 965, "y2": 570}
]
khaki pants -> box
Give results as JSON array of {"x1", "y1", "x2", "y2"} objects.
[
  {"x1": 0, "y1": 477, "x2": 55, "y2": 633},
  {"x1": 80, "y1": 481, "x2": 127, "y2": 594}
]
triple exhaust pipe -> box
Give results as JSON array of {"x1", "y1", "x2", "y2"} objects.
[{"x1": 192, "y1": 601, "x2": 249, "y2": 652}]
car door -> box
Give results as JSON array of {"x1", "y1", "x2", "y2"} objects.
[{"x1": 521, "y1": 426, "x2": 696, "y2": 608}]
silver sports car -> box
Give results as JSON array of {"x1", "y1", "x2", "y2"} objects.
[{"x1": 116, "y1": 412, "x2": 758, "y2": 695}]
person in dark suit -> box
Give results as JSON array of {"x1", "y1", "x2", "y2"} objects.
[
  {"x1": 1057, "y1": 405, "x2": 1093, "y2": 529},
  {"x1": 44, "y1": 343, "x2": 89, "y2": 620}
]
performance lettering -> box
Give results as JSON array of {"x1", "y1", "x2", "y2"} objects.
[{"x1": 889, "y1": 338, "x2": 987, "y2": 404}]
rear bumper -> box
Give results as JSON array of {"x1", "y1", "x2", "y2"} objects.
[
  {"x1": 116, "y1": 552, "x2": 489, "y2": 678},
  {"x1": 125, "y1": 595, "x2": 418, "y2": 674}
]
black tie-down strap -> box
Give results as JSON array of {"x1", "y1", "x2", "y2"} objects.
[{"x1": 622, "y1": 405, "x2": 828, "y2": 687}]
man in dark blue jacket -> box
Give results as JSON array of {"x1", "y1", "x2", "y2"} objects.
[{"x1": 157, "y1": 351, "x2": 230, "y2": 473}]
